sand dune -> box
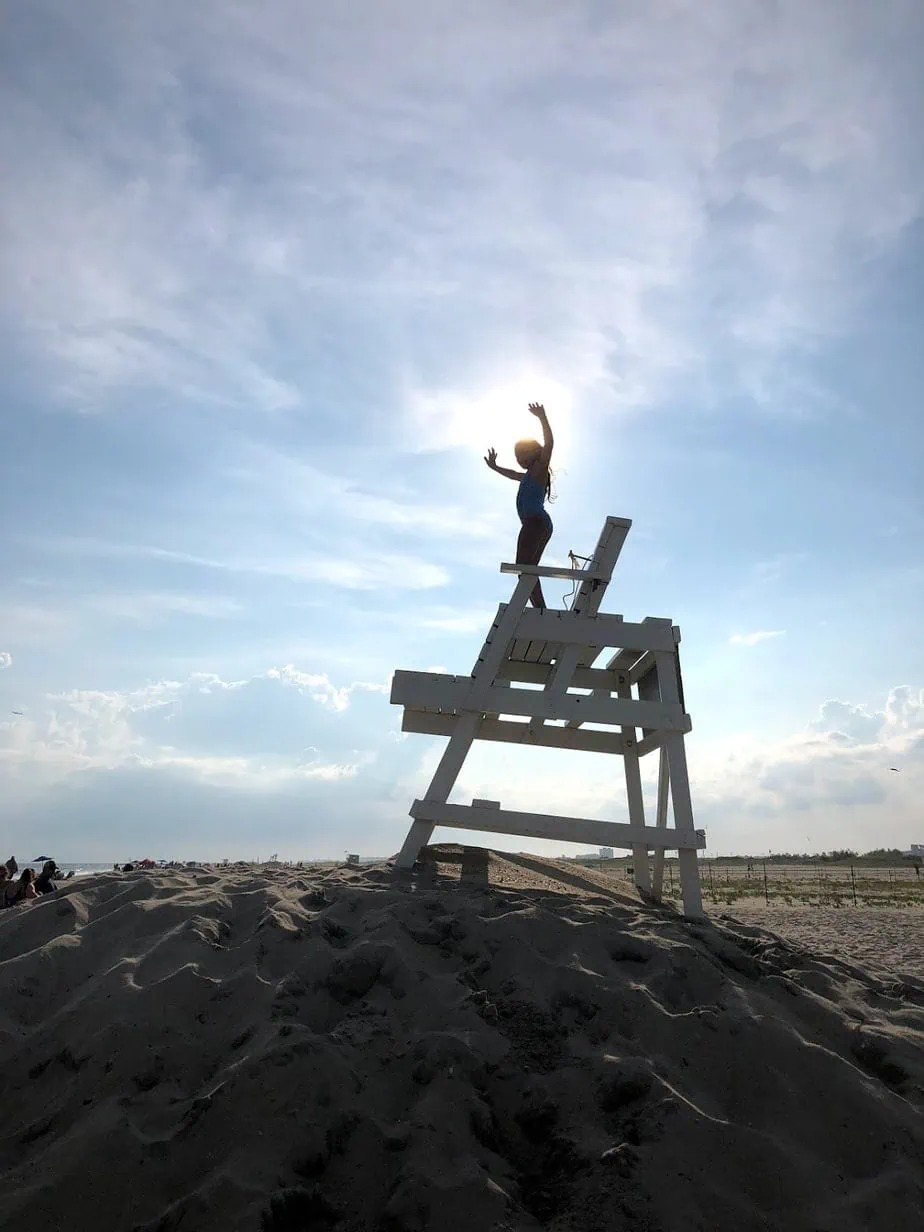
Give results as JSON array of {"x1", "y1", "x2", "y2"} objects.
[{"x1": 1, "y1": 847, "x2": 923, "y2": 1231}]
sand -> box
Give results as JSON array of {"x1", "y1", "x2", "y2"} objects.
[
  {"x1": 721, "y1": 904, "x2": 924, "y2": 985},
  {"x1": 1, "y1": 847, "x2": 923, "y2": 1232}
]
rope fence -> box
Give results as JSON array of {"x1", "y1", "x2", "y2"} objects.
[{"x1": 657, "y1": 861, "x2": 924, "y2": 908}]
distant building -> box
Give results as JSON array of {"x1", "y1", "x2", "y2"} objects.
[
  {"x1": 903, "y1": 844, "x2": 924, "y2": 858},
  {"x1": 599, "y1": 847, "x2": 615, "y2": 860}
]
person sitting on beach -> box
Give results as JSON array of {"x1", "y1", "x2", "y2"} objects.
[
  {"x1": 484, "y1": 401, "x2": 555, "y2": 609},
  {"x1": 34, "y1": 861, "x2": 59, "y2": 895},
  {"x1": 4, "y1": 869, "x2": 37, "y2": 907}
]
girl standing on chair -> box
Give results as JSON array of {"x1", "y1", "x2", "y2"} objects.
[{"x1": 484, "y1": 402, "x2": 554, "y2": 608}]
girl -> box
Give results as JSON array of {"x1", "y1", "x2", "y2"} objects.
[{"x1": 484, "y1": 401, "x2": 554, "y2": 608}]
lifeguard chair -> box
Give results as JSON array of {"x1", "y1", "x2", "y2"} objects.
[{"x1": 390, "y1": 517, "x2": 705, "y2": 918}]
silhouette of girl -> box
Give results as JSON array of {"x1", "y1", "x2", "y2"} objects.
[{"x1": 485, "y1": 402, "x2": 554, "y2": 608}]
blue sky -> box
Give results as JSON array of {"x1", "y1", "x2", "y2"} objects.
[{"x1": 2, "y1": 0, "x2": 923, "y2": 861}]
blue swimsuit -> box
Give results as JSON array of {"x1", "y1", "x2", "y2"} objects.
[{"x1": 517, "y1": 473, "x2": 552, "y2": 531}]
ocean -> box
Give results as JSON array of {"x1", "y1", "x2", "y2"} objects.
[{"x1": 10, "y1": 862, "x2": 116, "y2": 878}]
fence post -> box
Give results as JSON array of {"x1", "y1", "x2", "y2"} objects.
[
  {"x1": 850, "y1": 865, "x2": 858, "y2": 907},
  {"x1": 763, "y1": 861, "x2": 769, "y2": 905}
]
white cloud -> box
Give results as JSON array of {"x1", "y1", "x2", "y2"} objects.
[
  {"x1": 421, "y1": 611, "x2": 494, "y2": 634},
  {"x1": 0, "y1": 666, "x2": 397, "y2": 795},
  {"x1": 267, "y1": 665, "x2": 388, "y2": 713},
  {"x1": 3, "y1": 2, "x2": 921, "y2": 423},
  {"x1": 90, "y1": 592, "x2": 242, "y2": 623},
  {"x1": 730, "y1": 630, "x2": 786, "y2": 646},
  {"x1": 0, "y1": 652, "x2": 11, "y2": 668},
  {"x1": 810, "y1": 698, "x2": 884, "y2": 744},
  {"x1": 223, "y1": 446, "x2": 502, "y2": 541},
  {"x1": 2, "y1": 665, "x2": 922, "y2": 858},
  {"x1": 688, "y1": 686, "x2": 924, "y2": 851},
  {"x1": 128, "y1": 748, "x2": 362, "y2": 788},
  {"x1": 19, "y1": 536, "x2": 451, "y2": 593}
]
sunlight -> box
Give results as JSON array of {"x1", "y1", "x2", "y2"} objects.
[
  {"x1": 410, "y1": 371, "x2": 575, "y2": 463},
  {"x1": 469, "y1": 376, "x2": 573, "y2": 464}
]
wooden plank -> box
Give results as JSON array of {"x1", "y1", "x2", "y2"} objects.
[
  {"x1": 576, "y1": 644, "x2": 604, "y2": 667},
  {"x1": 607, "y1": 648, "x2": 644, "y2": 672},
  {"x1": 466, "y1": 574, "x2": 535, "y2": 711},
  {"x1": 570, "y1": 517, "x2": 631, "y2": 615},
  {"x1": 392, "y1": 672, "x2": 688, "y2": 730},
  {"x1": 395, "y1": 710, "x2": 483, "y2": 869},
  {"x1": 482, "y1": 677, "x2": 508, "y2": 721},
  {"x1": 654, "y1": 647, "x2": 703, "y2": 919},
  {"x1": 402, "y1": 710, "x2": 627, "y2": 754},
  {"x1": 629, "y1": 650, "x2": 657, "y2": 684},
  {"x1": 514, "y1": 610, "x2": 677, "y2": 653},
  {"x1": 636, "y1": 656, "x2": 660, "y2": 739},
  {"x1": 409, "y1": 800, "x2": 706, "y2": 852},
  {"x1": 471, "y1": 603, "x2": 507, "y2": 662},
  {"x1": 636, "y1": 731, "x2": 669, "y2": 756},
  {"x1": 509, "y1": 637, "x2": 531, "y2": 662},
  {"x1": 500, "y1": 564, "x2": 609, "y2": 581},
  {"x1": 396, "y1": 572, "x2": 534, "y2": 871},
  {"x1": 527, "y1": 641, "x2": 582, "y2": 735},
  {"x1": 507, "y1": 637, "x2": 561, "y2": 664},
  {"x1": 497, "y1": 661, "x2": 624, "y2": 691},
  {"x1": 619, "y1": 678, "x2": 650, "y2": 892},
  {"x1": 651, "y1": 744, "x2": 670, "y2": 900}
]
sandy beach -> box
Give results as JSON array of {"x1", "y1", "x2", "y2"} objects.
[
  {"x1": 1, "y1": 847, "x2": 923, "y2": 1231},
  {"x1": 721, "y1": 904, "x2": 924, "y2": 985}
]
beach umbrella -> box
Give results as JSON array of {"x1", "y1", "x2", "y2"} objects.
[{"x1": 33, "y1": 855, "x2": 53, "y2": 862}]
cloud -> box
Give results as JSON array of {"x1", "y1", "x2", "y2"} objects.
[
  {"x1": 0, "y1": 652, "x2": 11, "y2": 668},
  {"x1": 689, "y1": 685, "x2": 924, "y2": 851},
  {"x1": 810, "y1": 699, "x2": 885, "y2": 745},
  {"x1": 1, "y1": 761, "x2": 402, "y2": 861},
  {"x1": 3, "y1": 1, "x2": 922, "y2": 425},
  {"x1": 90, "y1": 592, "x2": 242, "y2": 623},
  {"x1": 0, "y1": 667, "x2": 386, "y2": 781},
  {"x1": 2, "y1": 662, "x2": 922, "y2": 860},
  {"x1": 0, "y1": 660, "x2": 420, "y2": 858},
  {"x1": 266, "y1": 665, "x2": 389, "y2": 713},
  {"x1": 420, "y1": 611, "x2": 494, "y2": 634},
  {"x1": 730, "y1": 630, "x2": 786, "y2": 646},
  {"x1": 21, "y1": 535, "x2": 451, "y2": 593},
  {"x1": 808, "y1": 688, "x2": 924, "y2": 746}
]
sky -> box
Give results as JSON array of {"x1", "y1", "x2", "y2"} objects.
[{"x1": 1, "y1": 0, "x2": 923, "y2": 862}]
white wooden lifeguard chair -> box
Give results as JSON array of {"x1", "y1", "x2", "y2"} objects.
[{"x1": 390, "y1": 516, "x2": 706, "y2": 918}]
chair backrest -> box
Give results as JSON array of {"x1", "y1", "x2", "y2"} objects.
[{"x1": 569, "y1": 517, "x2": 631, "y2": 616}]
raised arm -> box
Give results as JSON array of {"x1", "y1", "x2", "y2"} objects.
[
  {"x1": 484, "y1": 447, "x2": 524, "y2": 482},
  {"x1": 527, "y1": 402, "x2": 554, "y2": 476}
]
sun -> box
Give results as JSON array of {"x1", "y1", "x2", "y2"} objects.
[
  {"x1": 467, "y1": 375, "x2": 573, "y2": 461},
  {"x1": 407, "y1": 368, "x2": 574, "y2": 459}
]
